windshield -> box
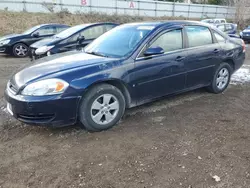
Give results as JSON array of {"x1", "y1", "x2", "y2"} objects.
[
  {"x1": 22, "y1": 25, "x2": 41, "y2": 34},
  {"x1": 85, "y1": 25, "x2": 154, "y2": 58},
  {"x1": 55, "y1": 25, "x2": 86, "y2": 39}
]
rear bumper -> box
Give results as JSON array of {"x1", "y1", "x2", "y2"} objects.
[
  {"x1": 234, "y1": 52, "x2": 245, "y2": 72},
  {"x1": 4, "y1": 88, "x2": 81, "y2": 127}
]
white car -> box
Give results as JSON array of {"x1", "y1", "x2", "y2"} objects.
[{"x1": 201, "y1": 19, "x2": 227, "y2": 24}]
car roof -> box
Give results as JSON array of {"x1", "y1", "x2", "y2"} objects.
[
  {"x1": 66, "y1": 22, "x2": 118, "y2": 29},
  {"x1": 124, "y1": 20, "x2": 212, "y2": 29},
  {"x1": 38, "y1": 23, "x2": 69, "y2": 27}
]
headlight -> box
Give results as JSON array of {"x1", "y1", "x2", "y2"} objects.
[
  {"x1": 21, "y1": 78, "x2": 69, "y2": 96},
  {"x1": 35, "y1": 45, "x2": 54, "y2": 55},
  {"x1": 0, "y1": 39, "x2": 10, "y2": 46}
]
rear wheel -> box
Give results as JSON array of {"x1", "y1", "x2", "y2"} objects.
[
  {"x1": 12, "y1": 43, "x2": 29, "y2": 57},
  {"x1": 79, "y1": 84, "x2": 126, "y2": 132},
  {"x1": 207, "y1": 63, "x2": 232, "y2": 94}
]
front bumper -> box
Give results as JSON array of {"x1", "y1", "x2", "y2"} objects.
[
  {"x1": 29, "y1": 47, "x2": 48, "y2": 60},
  {"x1": 242, "y1": 35, "x2": 250, "y2": 42},
  {"x1": 0, "y1": 44, "x2": 11, "y2": 54},
  {"x1": 4, "y1": 88, "x2": 81, "y2": 127}
]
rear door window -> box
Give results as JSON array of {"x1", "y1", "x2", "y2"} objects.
[
  {"x1": 105, "y1": 24, "x2": 116, "y2": 32},
  {"x1": 213, "y1": 31, "x2": 226, "y2": 43},
  {"x1": 56, "y1": 26, "x2": 68, "y2": 33},
  {"x1": 225, "y1": 24, "x2": 233, "y2": 31},
  {"x1": 185, "y1": 26, "x2": 213, "y2": 48},
  {"x1": 217, "y1": 25, "x2": 225, "y2": 32},
  {"x1": 81, "y1": 25, "x2": 107, "y2": 40}
]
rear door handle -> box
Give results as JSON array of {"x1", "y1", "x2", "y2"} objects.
[
  {"x1": 214, "y1": 49, "x2": 220, "y2": 53},
  {"x1": 176, "y1": 56, "x2": 185, "y2": 61}
]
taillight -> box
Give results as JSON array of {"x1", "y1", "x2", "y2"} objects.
[{"x1": 242, "y1": 39, "x2": 246, "y2": 53}]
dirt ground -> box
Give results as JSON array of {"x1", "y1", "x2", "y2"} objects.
[{"x1": 1, "y1": 50, "x2": 250, "y2": 188}]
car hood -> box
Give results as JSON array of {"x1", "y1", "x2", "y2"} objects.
[
  {"x1": 0, "y1": 34, "x2": 25, "y2": 41},
  {"x1": 31, "y1": 37, "x2": 61, "y2": 48},
  {"x1": 243, "y1": 29, "x2": 250, "y2": 33},
  {"x1": 12, "y1": 51, "x2": 116, "y2": 88}
]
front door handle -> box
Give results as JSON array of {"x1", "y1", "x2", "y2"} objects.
[
  {"x1": 176, "y1": 56, "x2": 185, "y2": 61},
  {"x1": 214, "y1": 49, "x2": 220, "y2": 53}
]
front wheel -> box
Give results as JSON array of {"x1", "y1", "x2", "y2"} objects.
[
  {"x1": 207, "y1": 63, "x2": 232, "y2": 94},
  {"x1": 12, "y1": 43, "x2": 29, "y2": 57},
  {"x1": 79, "y1": 84, "x2": 126, "y2": 132}
]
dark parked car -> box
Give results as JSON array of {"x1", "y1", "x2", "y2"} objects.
[
  {"x1": 216, "y1": 23, "x2": 237, "y2": 35},
  {"x1": 0, "y1": 24, "x2": 69, "y2": 57},
  {"x1": 5, "y1": 21, "x2": 245, "y2": 132},
  {"x1": 240, "y1": 26, "x2": 250, "y2": 42},
  {"x1": 29, "y1": 23, "x2": 118, "y2": 60}
]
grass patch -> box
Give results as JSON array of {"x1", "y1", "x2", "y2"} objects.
[{"x1": 0, "y1": 10, "x2": 198, "y2": 36}]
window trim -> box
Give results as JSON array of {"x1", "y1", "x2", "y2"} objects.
[
  {"x1": 136, "y1": 28, "x2": 184, "y2": 60},
  {"x1": 225, "y1": 24, "x2": 233, "y2": 32},
  {"x1": 184, "y1": 25, "x2": 215, "y2": 48},
  {"x1": 212, "y1": 30, "x2": 227, "y2": 43},
  {"x1": 34, "y1": 25, "x2": 56, "y2": 36},
  {"x1": 217, "y1": 24, "x2": 226, "y2": 32}
]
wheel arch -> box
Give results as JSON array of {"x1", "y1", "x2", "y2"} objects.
[
  {"x1": 82, "y1": 79, "x2": 133, "y2": 108},
  {"x1": 11, "y1": 41, "x2": 29, "y2": 48},
  {"x1": 224, "y1": 59, "x2": 235, "y2": 71}
]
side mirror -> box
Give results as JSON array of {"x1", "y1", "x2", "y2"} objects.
[
  {"x1": 32, "y1": 32, "x2": 40, "y2": 38},
  {"x1": 77, "y1": 35, "x2": 85, "y2": 44},
  {"x1": 144, "y1": 46, "x2": 164, "y2": 56}
]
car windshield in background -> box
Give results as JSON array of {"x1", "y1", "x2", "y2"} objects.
[
  {"x1": 85, "y1": 25, "x2": 154, "y2": 58},
  {"x1": 22, "y1": 25, "x2": 41, "y2": 35},
  {"x1": 202, "y1": 20, "x2": 214, "y2": 24},
  {"x1": 55, "y1": 25, "x2": 87, "y2": 39}
]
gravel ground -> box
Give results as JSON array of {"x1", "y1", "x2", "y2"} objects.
[{"x1": 0, "y1": 49, "x2": 250, "y2": 188}]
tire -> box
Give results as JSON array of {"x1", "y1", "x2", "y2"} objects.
[
  {"x1": 79, "y1": 84, "x2": 126, "y2": 132},
  {"x1": 207, "y1": 63, "x2": 233, "y2": 94},
  {"x1": 12, "y1": 43, "x2": 29, "y2": 57}
]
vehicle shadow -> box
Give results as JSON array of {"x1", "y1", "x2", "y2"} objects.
[{"x1": 42, "y1": 88, "x2": 209, "y2": 135}]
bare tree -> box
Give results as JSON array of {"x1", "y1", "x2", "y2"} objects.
[{"x1": 233, "y1": 0, "x2": 250, "y2": 28}]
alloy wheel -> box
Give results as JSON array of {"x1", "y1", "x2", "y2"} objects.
[
  {"x1": 14, "y1": 44, "x2": 28, "y2": 57},
  {"x1": 90, "y1": 94, "x2": 120, "y2": 125},
  {"x1": 216, "y1": 68, "x2": 229, "y2": 90}
]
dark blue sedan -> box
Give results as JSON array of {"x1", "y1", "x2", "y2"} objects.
[
  {"x1": 0, "y1": 24, "x2": 69, "y2": 57},
  {"x1": 29, "y1": 23, "x2": 118, "y2": 60},
  {"x1": 240, "y1": 26, "x2": 250, "y2": 42},
  {"x1": 5, "y1": 21, "x2": 246, "y2": 132}
]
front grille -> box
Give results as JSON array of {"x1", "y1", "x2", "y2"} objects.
[{"x1": 18, "y1": 113, "x2": 55, "y2": 123}]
